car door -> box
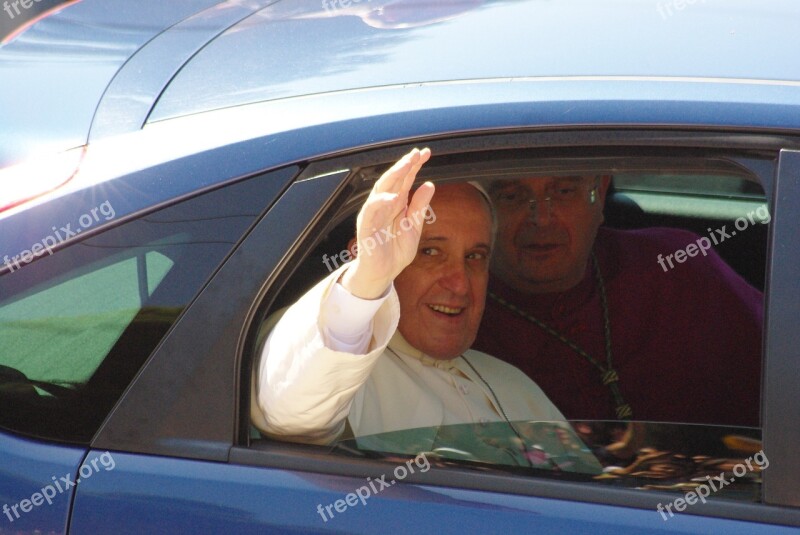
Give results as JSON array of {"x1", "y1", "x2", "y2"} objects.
[
  {"x1": 70, "y1": 135, "x2": 799, "y2": 533},
  {"x1": 0, "y1": 160, "x2": 292, "y2": 533}
]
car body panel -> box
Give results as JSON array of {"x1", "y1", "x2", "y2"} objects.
[
  {"x1": 4, "y1": 0, "x2": 800, "y2": 171},
  {"x1": 69, "y1": 449, "x2": 798, "y2": 534},
  {"x1": 6, "y1": 76, "x2": 799, "y2": 269},
  {"x1": 13, "y1": 76, "x2": 800, "y2": 271},
  {"x1": 0, "y1": 0, "x2": 222, "y2": 167},
  {"x1": 1, "y1": 0, "x2": 799, "y2": 532},
  {"x1": 88, "y1": 0, "x2": 278, "y2": 140},
  {"x1": 150, "y1": 0, "x2": 800, "y2": 121},
  {"x1": 0, "y1": 433, "x2": 85, "y2": 532},
  {"x1": 0, "y1": 134, "x2": 298, "y2": 274}
]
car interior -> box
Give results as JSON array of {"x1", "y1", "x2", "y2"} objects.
[
  {"x1": 268, "y1": 148, "x2": 768, "y2": 313},
  {"x1": 247, "y1": 146, "x2": 769, "y2": 499}
]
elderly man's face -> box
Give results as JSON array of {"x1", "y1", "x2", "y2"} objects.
[
  {"x1": 489, "y1": 176, "x2": 610, "y2": 294},
  {"x1": 394, "y1": 183, "x2": 492, "y2": 359}
]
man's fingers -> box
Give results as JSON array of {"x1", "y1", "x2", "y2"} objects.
[
  {"x1": 409, "y1": 147, "x2": 431, "y2": 177},
  {"x1": 407, "y1": 182, "x2": 435, "y2": 229},
  {"x1": 374, "y1": 148, "x2": 429, "y2": 195},
  {"x1": 374, "y1": 149, "x2": 419, "y2": 194},
  {"x1": 400, "y1": 147, "x2": 431, "y2": 195}
]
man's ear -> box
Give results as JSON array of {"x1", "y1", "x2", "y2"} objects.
[{"x1": 347, "y1": 237, "x2": 358, "y2": 258}]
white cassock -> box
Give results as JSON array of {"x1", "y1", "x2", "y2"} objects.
[{"x1": 252, "y1": 266, "x2": 566, "y2": 461}]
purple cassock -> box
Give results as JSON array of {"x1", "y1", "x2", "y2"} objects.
[{"x1": 475, "y1": 227, "x2": 763, "y2": 427}]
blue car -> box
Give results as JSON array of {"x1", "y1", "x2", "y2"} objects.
[{"x1": 1, "y1": 0, "x2": 799, "y2": 532}]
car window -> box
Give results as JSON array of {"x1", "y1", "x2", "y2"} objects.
[
  {"x1": 248, "y1": 153, "x2": 769, "y2": 507},
  {"x1": 0, "y1": 178, "x2": 269, "y2": 443},
  {"x1": 0, "y1": 251, "x2": 174, "y2": 387},
  {"x1": 335, "y1": 421, "x2": 765, "y2": 503},
  {"x1": 613, "y1": 174, "x2": 764, "y2": 199}
]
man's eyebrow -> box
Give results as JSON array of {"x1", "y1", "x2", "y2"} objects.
[{"x1": 419, "y1": 237, "x2": 491, "y2": 250}]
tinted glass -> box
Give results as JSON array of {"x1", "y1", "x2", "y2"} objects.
[
  {"x1": 336, "y1": 421, "x2": 765, "y2": 503},
  {"x1": 0, "y1": 177, "x2": 271, "y2": 443}
]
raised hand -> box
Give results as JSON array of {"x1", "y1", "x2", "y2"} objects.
[{"x1": 341, "y1": 148, "x2": 434, "y2": 299}]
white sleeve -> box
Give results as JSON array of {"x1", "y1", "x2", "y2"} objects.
[
  {"x1": 254, "y1": 266, "x2": 400, "y2": 445},
  {"x1": 321, "y1": 281, "x2": 391, "y2": 354}
]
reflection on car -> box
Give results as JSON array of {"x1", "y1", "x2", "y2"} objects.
[{"x1": 1, "y1": 0, "x2": 799, "y2": 533}]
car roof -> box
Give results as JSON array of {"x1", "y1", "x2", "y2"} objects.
[
  {"x1": 2, "y1": 0, "x2": 800, "y2": 171},
  {"x1": 150, "y1": 0, "x2": 800, "y2": 122}
]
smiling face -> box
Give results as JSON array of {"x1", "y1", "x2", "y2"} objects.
[
  {"x1": 489, "y1": 176, "x2": 610, "y2": 294},
  {"x1": 394, "y1": 183, "x2": 492, "y2": 360}
]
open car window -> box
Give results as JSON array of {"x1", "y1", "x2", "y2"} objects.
[{"x1": 249, "y1": 148, "x2": 769, "y2": 506}]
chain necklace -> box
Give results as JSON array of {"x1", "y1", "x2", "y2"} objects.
[
  {"x1": 488, "y1": 251, "x2": 633, "y2": 420},
  {"x1": 386, "y1": 345, "x2": 554, "y2": 469}
]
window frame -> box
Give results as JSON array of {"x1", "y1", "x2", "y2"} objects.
[
  {"x1": 229, "y1": 131, "x2": 800, "y2": 525},
  {"x1": 90, "y1": 164, "x2": 334, "y2": 461},
  {"x1": 761, "y1": 149, "x2": 800, "y2": 507}
]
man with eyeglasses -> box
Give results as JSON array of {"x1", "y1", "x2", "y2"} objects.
[{"x1": 474, "y1": 176, "x2": 762, "y2": 427}]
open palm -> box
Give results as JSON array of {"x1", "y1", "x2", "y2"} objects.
[{"x1": 342, "y1": 148, "x2": 434, "y2": 299}]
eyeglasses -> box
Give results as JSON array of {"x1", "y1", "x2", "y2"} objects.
[{"x1": 492, "y1": 180, "x2": 598, "y2": 217}]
